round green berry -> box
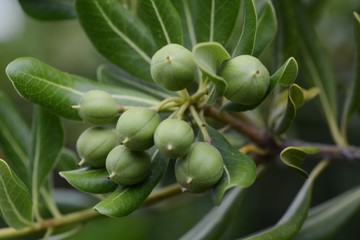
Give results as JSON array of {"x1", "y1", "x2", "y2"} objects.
[
  {"x1": 116, "y1": 107, "x2": 160, "y2": 151},
  {"x1": 79, "y1": 90, "x2": 119, "y2": 124},
  {"x1": 154, "y1": 119, "x2": 194, "y2": 158},
  {"x1": 220, "y1": 55, "x2": 270, "y2": 105},
  {"x1": 175, "y1": 142, "x2": 224, "y2": 193},
  {"x1": 106, "y1": 145, "x2": 151, "y2": 185},
  {"x1": 76, "y1": 127, "x2": 118, "y2": 168},
  {"x1": 150, "y1": 44, "x2": 196, "y2": 91}
]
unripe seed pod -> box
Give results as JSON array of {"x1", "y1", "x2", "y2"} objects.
[
  {"x1": 220, "y1": 55, "x2": 270, "y2": 105},
  {"x1": 154, "y1": 119, "x2": 194, "y2": 158},
  {"x1": 79, "y1": 90, "x2": 119, "y2": 124},
  {"x1": 116, "y1": 107, "x2": 160, "y2": 151},
  {"x1": 175, "y1": 142, "x2": 224, "y2": 193},
  {"x1": 106, "y1": 145, "x2": 151, "y2": 185},
  {"x1": 150, "y1": 44, "x2": 196, "y2": 91},
  {"x1": 76, "y1": 127, "x2": 118, "y2": 168}
]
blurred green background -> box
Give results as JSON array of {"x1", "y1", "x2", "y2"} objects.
[{"x1": 0, "y1": 0, "x2": 360, "y2": 239}]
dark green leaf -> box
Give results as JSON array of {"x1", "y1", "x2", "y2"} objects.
[
  {"x1": 94, "y1": 150, "x2": 168, "y2": 217},
  {"x1": 253, "y1": 1, "x2": 277, "y2": 57},
  {"x1": 0, "y1": 91, "x2": 30, "y2": 184},
  {"x1": 206, "y1": 127, "x2": 256, "y2": 205},
  {"x1": 60, "y1": 168, "x2": 117, "y2": 194},
  {"x1": 296, "y1": 185, "x2": 360, "y2": 240},
  {"x1": 97, "y1": 63, "x2": 173, "y2": 100},
  {"x1": 243, "y1": 161, "x2": 328, "y2": 239},
  {"x1": 180, "y1": 188, "x2": 246, "y2": 240},
  {"x1": 57, "y1": 148, "x2": 79, "y2": 171},
  {"x1": 6, "y1": 58, "x2": 160, "y2": 120},
  {"x1": 0, "y1": 159, "x2": 33, "y2": 229},
  {"x1": 19, "y1": 0, "x2": 76, "y2": 20},
  {"x1": 138, "y1": 0, "x2": 183, "y2": 48},
  {"x1": 192, "y1": 42, "x2": 230, "y2": 96},
  {"x1": 280, "y1": 146, "x2": 320, "y2": 178},
  {"x1": 75, "y1": 0, "x2": 156, "y2": 82},
  {"x1": 30, "y1": 106, "x2": 64, "y2": 191},
  {"x1": 341, "y1": 12, "x2": 360, "y2": 137},
  {"x1": 232, "y1": 0, "x2": 257, "y2": 56}
]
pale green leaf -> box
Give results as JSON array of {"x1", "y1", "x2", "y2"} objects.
[
  {"x1": 0, "y1": 159, "x2": 33, "y2": 229},
  {"x1": 232, "y1": 0, "x2": 257, "y2": 56},
  {"x1": 138, "y1": 0, "x2": 183, "y2": 47},
  {"x1": 206, "y1": 127, "x2": 256, "y2": 205},
  {"x1": 6, "y1": 57, "x2": 160, "y2": 120},
  {"x1": 56, "y1": 148, "x2": 78, "y2": 172},
  {"x1": 280, "y1": 147, "x2": 320, "y2": 178},
  {"x1": 19, "y1": 0, "x2": 76, "y2": 20},
  {"x1": 0, "y1": 91, "x2": 30, "y2": 184},
  {"x1": 296, "y1": 185, "x2": 360, "y2": 240},
  {"x1": 253, "y1": 1, "x2": 277, "y2": 57},
  {"x1": 192, "y1": 42, "x2": 230, "y2": 96},
  {"x1": 60, "y1": 168, "x2": 118, "y2": 194},
  {"x1": 75, "y1": 0, "x2": 156, "y2": 81},
  {"x1": 94, "y1": 150, "x2": 168, "y2": 217}
]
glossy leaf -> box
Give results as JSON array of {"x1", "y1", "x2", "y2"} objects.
[
  {"x1": 96, "y1": 63, "x2": 173, "y2": 100},
  {"x1": 192, "y1": 42, "x2": 230, "y2": 96},
  {"x1": 206, "y1": 127, "x2": 256, "y2": 205},
  {"x1": 0, "y1": 159, "x2": 33, "y2": 229},
  {"x1": 180, "y1": 188, "x2": 246, "y2": 240},
  {"x1": 75, "y1": 0, "x2": 156, "y2": 82},
  {"x1": 60, "y1": 168, "x2": 118, "y2": 194},
  {"x1": 94, "y1": 151, "x2": 168, "y2": 217},
  {"x1": 253, "y1": 1, "x2": 277, "y2": 57},
  {"x1": 0, "y1": 91, "x2": 30, "y2": 184},
  {"x1": 19, "y1": 0, "x2": 76, "y2": 20},
  {"x1": 6, "y1": 58, "x2": 160, "y2": 120},
  {"x1": 223, "y1": 57, "x2": 298, "y2": 112},
  {"x1": 30, "y1": 106, "x2": 64, "y2": 191},
  {"x1": 56, "y1": 148, "x2": 78, "y2": 171},
  {"x1": 296, "y1": 185, "x2": 360, "y2": 240},
  {"x1": 341, "y1": 12, "x2": 360, "y2": 137},
  {"x1": 243, "y1": 161, "x2": 328, "y2": 239},
  {"x1": 280, "y1": 146, "x2": 320, "y2": 178},
  {"x1": 138, "y1": 0, "x2": 183, "y2": 48},
  {"x1": 232, "y1": 0, "x2": 257, "y2": 56}
]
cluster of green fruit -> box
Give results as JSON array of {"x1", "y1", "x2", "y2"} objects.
[{"x1": 75, "y1": 43, "x2": 270, "y2": 193}]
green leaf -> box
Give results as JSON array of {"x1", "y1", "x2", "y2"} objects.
[
  {"x1": 57, "y1": 148, "x2": 79, "y2": 171},
  {"x1": 0, "y1": 159, "x2": 33, "y2": 229},
  {"x1": 253, "y1": 1, "x2": 277, "y2": 57},
  {"x1": 341, "y1": 12, "x2": 360, "y2": 137},
  {"x1": 280, "y1": 147, "x2": 320, "y2": 178},
  {"x1": 223, "y1": 57, "x2": 298, "y2": 112},
  {"x1": 97, "y1": 63, "x2": 173, "y2": 100},
  {"x1": 75, "y1": 0, "x2": 156, "y2": 82},
  {"x1": 180, "y1": 188, "x2": 246, "y2": 240},
  {"x1": 6, "y1": 57, "x2": 160, "y2": 120},
  {"x1": 0, "y1": 91, "x2": 30, "y2": 184},
  {"x1": 94, "y1": 150, "x2": 168, "y2": 217},
  {"x1": 30, "y1": 106, "x2": 64, "y2": 191},
  {"x1": 206, "y1": 127, "x2": 256, "y2": 205},
  {"x1": 192, "y1": 42, "x2": 230, "y2": 96},
  {"x1": 296, "y1": 185, "x2": 360, "y2": 240},
  {"x1": 243, "y1": 161, "x2": 328, "y2": 240},
  {"x1": 60, "y1": 168, "x2": 118, "y2": 194},
  {"x1": 138, "y1": 0, "x2": 183, "y2": 48},
  {"x1": 232, "y1": 0, "x2": 257, "y2": 56},
  {"x1": 19, "y1": 0, "x2": 76, "y2": 20}
]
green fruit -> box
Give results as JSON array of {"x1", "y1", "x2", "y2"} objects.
[
  {"x1": 220, "y1": 55, "x2": 270, "y2": 105},
  {"x1": 76, "y1": 127, "x2": 118, "y2": 168},
  {"x1": 116, "y1": 107, "x2": 161, "y2": 151},
  {"x1": 175, "y1": 142, "x2": 224, "y2": 193},
  {"x1": 150, "y1": 44, "x2": 196, "y2": 91},
  {"x1": 106, "y1": 145, "x2": 151, "y2": 185},
  {"x1": 154, "y1": 119, "x2": 194, "y2": 158},
  {"x1": 79, "y1": 90, "x2": 119, "y2": 124}
]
